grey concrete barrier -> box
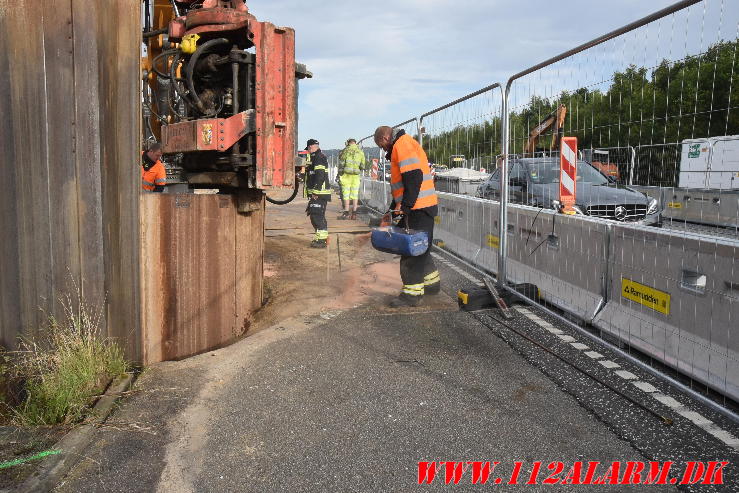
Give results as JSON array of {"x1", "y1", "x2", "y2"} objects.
[
  {"x1": 594, "y1": 225, "x2": 739, "y2": 401},
  {"x1": 504, "y1": 205, "x2": 610, "y2": 322},
  {"x1": 436, "y1": 193, "x2": 608, "y2": 322},
  {"x1": 631, "y1": 186, "x2": 739, "y2": 229}
]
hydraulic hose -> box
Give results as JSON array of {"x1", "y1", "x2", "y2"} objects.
[
  {"x1": 186, "y1": 38, "x2": 230, "y2": 116},
  {"x1": 265, "y1": 174, "x2": 301, "y2": 205},
  {"x1": 169, "y1": 52, "x2": 198, "y2": 112},
  {"x1": 151, "y1": 49, "x2": 179, "y2": 79},
  {"x1": 143, "y1": 27, "x2": 168, "y2": 39}
]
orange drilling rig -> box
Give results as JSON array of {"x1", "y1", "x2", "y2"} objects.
[{"x1": 142, "y1": 0, "x2": 311, "y2": 200}]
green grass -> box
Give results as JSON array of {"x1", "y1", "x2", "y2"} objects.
[{"x1": 4, "y1": 293, "x2": 128, "y2": 426}]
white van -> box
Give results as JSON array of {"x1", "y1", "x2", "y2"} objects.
[{"x1": 679, "y1": 136, "x2": 739, "y2": 189}]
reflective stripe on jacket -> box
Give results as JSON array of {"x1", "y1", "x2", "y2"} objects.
[
  {"x1": 390, "y1": 134, "x2": 437, "y2": 210},
  {"x1": 339, "y1": 144, "x2": 366, "y2": 175},
  {"x1": 306, "y1": 150, "x2": 332, "y2": 197}
]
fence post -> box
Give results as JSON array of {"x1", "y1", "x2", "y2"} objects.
[{"x1": 497, "y1": 83, "x2": 511, "y2": 287}]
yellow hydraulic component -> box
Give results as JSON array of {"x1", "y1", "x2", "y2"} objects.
[{"x1": 181, "y1": 34, "x2": 200, "y2": 54}]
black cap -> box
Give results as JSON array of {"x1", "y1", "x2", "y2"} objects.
[{"x1": 305, "y1": 138, "x2": 319, "y2": 150}]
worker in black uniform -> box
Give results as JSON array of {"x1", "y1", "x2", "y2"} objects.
[{"x1": 304, "y1": 138, "x2": 332, "y2": 248}]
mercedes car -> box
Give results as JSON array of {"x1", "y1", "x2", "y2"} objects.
[{"x1": 476, "y1": 157, "x2": 661, "y2": 225}]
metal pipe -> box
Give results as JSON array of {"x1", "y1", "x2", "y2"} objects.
[
  {"x1": 504, "y1": 0, "x2": 701, "y2": 94},
  {"x1": 498, "y1": 87, "x2": 510, "y2": 287},
  {"x1": 392, "y1": 118, "x2": 416, "y2": 131},
  {"x1": 232, "y1": 53, "x2": 240, "y2": 162},
  {"x1": 169, "y1": 0, "x2": 180, "y2": 18},
  {"x1": 420, "y1": 82, "x2": 502, "y2": 119}
]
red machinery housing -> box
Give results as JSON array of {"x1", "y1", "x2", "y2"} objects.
[{"x1": 148, "y1": 0, "x2": 310, "y2": 191}]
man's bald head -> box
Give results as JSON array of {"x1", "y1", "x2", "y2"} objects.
[{"x1": 374, "y1": 126, "x2": 393, "y2": 151}]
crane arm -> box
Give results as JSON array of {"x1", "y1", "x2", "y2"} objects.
[{"x1": 523, "y1": 104, "x2": 567, "y2": 155}]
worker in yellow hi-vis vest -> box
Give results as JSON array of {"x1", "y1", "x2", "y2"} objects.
[{"x1": 336, "y1": 138, "x2": 367, "y2": 220}]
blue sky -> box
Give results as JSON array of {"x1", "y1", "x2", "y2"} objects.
[{"x1": 247, "y1": 0, "x2": 734, "y2": 149}]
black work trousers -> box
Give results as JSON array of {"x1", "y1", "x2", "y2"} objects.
[
  {"x1": 399, "y1": 208, "x2": 437, "y2": 290},
  {"x1": 307, "y1": 196, "x2": 328, "y2": 239}
]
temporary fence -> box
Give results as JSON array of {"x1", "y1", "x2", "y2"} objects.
[{"x1": 359, "y1": 0, "x2": 739, "y2": 417}]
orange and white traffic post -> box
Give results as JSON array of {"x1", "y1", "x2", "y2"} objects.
[
  {"x1": 559, "y1": 137, "x2": 578, "y2": 214},
  {"x1": 371, "y1": 158, "x2": 379, "y2": 180}
]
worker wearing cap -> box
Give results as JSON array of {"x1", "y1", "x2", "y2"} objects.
[
  {"x1": 141, "y1": 142, "x2": 166, "y2": 192},
  {"x1": 374, "y1": 126, "x2": 441, "y2": 307},
  {"x1": 304, "y1": 138, "x2": 331, "y2": 248},
  {"x1": 337, "y1": 138, "x2": 367, "y2": 220}
]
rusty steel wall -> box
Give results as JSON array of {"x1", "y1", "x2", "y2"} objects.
[
  {"x1": 139, "y1": 194, "x2": 264, "y2": 364},
  {"x1": 0, "y1": 0, "x2": 141, "y2": 359}
]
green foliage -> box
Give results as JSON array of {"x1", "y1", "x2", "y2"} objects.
[
  {"x1": 421, "y1": 39, "x2": 739, "y2": 185},
  {"x1": 4, "y1": 295, "x2": 128, "y2": 426}
]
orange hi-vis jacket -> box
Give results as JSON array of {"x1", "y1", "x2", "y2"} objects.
[
  {"x1": 141, "y1": 152, "x2": 166, "y2": 191},
  {"x1": 390, "y1": 133, "x2": 438, "y2": 210}
]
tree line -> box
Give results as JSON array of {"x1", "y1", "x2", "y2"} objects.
[{"x1": 420, "y1": 39, "x2": 739, "y2": 186}]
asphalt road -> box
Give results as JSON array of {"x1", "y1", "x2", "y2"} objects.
[{"x1": 53, "y1": 243, "x2": 738, "y2": 492}]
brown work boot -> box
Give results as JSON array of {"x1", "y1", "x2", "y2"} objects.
[
  {"x1": 337, "y1": 211, "x2": 350, "y2": 220},
  {"x1": 350, "y1": 211, "x2": 358, "y2": 220}
]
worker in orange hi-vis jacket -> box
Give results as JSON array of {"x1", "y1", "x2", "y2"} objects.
[
  {"x1": 141, "y1": 142, "x2": 166, "y2": 192},
  {"x1": 374, "y1": 126, "x2": 441, "y2": 308}
]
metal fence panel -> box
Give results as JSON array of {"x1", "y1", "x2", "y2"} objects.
[{"x1": 594, "y1": 225, "x2": 739, "y2": 401}]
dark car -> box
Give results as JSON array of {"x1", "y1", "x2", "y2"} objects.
[{"x1": 477, "y1": 157, "x2": 661, "y2": 225}]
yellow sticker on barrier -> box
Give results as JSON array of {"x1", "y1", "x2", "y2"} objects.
[
  {"x1": 486, "y1": 234, "x2": 500, "y2": 250},
  {"x1": 667, "y1": 202, "x2": 682, "y2": 209},
  {"x1": 434, "y1": 216, "x2": 441, "y2": 225},
  {"x1": 621, "y1": 278, "x2": 671, "y2": 315}
]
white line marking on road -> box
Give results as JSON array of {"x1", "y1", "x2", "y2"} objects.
[
  {"x1": 485, "y1": 300, "x2": 739, "y2": 451},
  {"x1": 677, "y1": 410, "x2": 713, "y2": 427},
  {"x1": 544, "y1": 327, "x2": 564, "y2": 335},
  {"x1": 614, "y1": 370, "x2": 637, "y2": 380},
  {"x1": 703, "y1": 425, "x2": 739, "y2": 447},
  {"x1": 557, "y1": 334, "x2": 576, "y2": 343},
  {"x1": 631, "y1": 381, "x2": 657, "y2": 393},
  {"x1": 518, "y1": 309, "x2": 563, "y2": 334},
  {"x1": 651, "y1": 393, "x2": 683, "y2": 409}
]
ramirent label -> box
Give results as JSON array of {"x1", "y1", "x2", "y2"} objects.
[{"x1": 622, "y1": 278, "x2": 671, "y2": 315}]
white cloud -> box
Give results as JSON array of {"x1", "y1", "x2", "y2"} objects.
[{"x1": 247, "y1": 0, "x2": 736, "y2": 149}]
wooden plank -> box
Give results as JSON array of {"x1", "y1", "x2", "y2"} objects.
[
  {"x1": 8, "y1": 2, "x2": 55, "y2": 339},
  {"x1": 71, "y1": 0, "x2": 106, "y2": 311},
  {"x1": 236, "y1": 195, "x2": 265, "y2": 331},
  {"x1": 97, "y1": 0, "x2": 141, "y2": 361},
  {"x1": 0, "y1": 4, "x2": 22, "y2": 349},
  {"x1": 44, "y1": 0, "x2": 82, "y2": 313}
]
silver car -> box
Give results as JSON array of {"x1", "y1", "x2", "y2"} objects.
[{"x1": 477, "y1": 157, "x2": 661, "y2": 225}]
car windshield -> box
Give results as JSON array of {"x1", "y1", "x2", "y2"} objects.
[{"x1": 525, "y1": 160, "x2": 609, "y2": 185}]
